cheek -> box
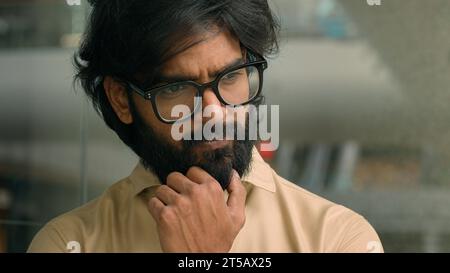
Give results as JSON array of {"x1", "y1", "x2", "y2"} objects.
[{"x1": 133, "y1": 96, "x2": 182, "y2": 147}]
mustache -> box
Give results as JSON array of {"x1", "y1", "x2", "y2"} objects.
[{"x1": 180, "y1": 121, "x2": 250, "y2": 142}]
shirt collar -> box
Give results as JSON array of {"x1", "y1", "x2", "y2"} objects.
[{"x1": 129, "y1": 146, "x2": 276, "y2": 196}]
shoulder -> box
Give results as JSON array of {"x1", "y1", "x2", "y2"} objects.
[
  {"x1": 272, "y1": 173, "x2": 383, "y2": 252},
  {"x1": 27, "y1": 178, "x2": 133, "y2": 253}
]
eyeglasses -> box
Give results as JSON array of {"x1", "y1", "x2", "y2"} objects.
[{"x1": 122, "y1": 49, "x2": 268, "y2": 124}]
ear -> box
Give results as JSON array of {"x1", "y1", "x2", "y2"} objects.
[{"x1": 103, "y1": 76, "x2": 133, "y2": 124}]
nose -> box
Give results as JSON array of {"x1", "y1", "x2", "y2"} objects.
[
  {"x1": 200, "y1": 87, "x2": 226, "y2": 126},
  {"x1": 202, "y1": 88, "x2": 222, "y2": 108}
]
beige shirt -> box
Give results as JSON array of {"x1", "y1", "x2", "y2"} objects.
[{"x1": 28, "y1": 149, "x2": 383, "y2": 253}]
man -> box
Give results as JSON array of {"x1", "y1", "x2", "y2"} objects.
[{"x1": 28, "y1": 0, "x2": 382, "y2": 253}]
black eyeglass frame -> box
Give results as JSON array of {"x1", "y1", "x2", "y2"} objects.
[{"x1": 121, "y1": 49, "x2": 268, "y2": 124}]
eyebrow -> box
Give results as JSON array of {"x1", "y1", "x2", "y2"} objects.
[{"x1": 153, "y1": 58, "x2": 245, "y2": 85}]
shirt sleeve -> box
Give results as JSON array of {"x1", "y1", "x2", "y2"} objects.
[
  {"x1": 337, "y1": 214, "x2": 384, "y2": 253},
  {"x1": 27, "y1": 223, "x2": 68, "y2": 253}
]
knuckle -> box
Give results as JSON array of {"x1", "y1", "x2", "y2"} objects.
[
  {"x1": 183, "y1": 182, "x2": 193, "y2": 194},
  {"x1": 207, "y1": 179, "x2": 223, "y2": 193},
  {"x1": 148, "y1": 197, "x2": 159, "y2": 208},
  {"x1": 148, "y1": 200, "x2": 159, "y2": 216},
  {"x1": 159, "y1": 208, "x2": 175, "y2": 224},
  {"x1": 175, "y1": 197, "x2": 191, "y2": 213},
  {"x1": 188, "y1": 184, "x2": 201, "y2": 195},
  {"x1": 173, "y1": 195, "x2": 187, "y2": 207}
]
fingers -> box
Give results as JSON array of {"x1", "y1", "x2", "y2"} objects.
[
  {"x1": 186, "y1": 166, "x2": 216, "y2": 185},
  {"x1": 226, "y1": 170, "x2": 246, "y2": 225},
  {"x1": 166, "y1": 172, "x2": 195, "y2": 194},
  {"x1": 149, "y1": 183, "x2": 182, "y2": 222},
  {"x1": 148, "y1": 196, "x2": 165, "y2": 221},
  {"x1": 155, "y1": 185, "x2": 179, "y2": 206}
]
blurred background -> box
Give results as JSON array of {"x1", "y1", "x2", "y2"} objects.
[{"x1": 1, "y1": 0, "x2": 450, "y2": 252}]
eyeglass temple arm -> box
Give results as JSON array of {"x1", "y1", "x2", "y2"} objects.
[{"x1": 127, "y1": 82, "x2": 152, "y2": 100}]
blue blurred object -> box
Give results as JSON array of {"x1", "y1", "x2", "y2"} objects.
[{"x1": 316, "y1": 0, "x2": 349, "y2": 39}]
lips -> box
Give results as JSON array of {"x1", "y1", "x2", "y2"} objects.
[{"x1": 200, "y1": 140, "x2": 229, "y2": 148}]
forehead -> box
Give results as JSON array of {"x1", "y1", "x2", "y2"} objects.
[{"x1": 159, "y1": 29, "x2": 243, "y2": 76}]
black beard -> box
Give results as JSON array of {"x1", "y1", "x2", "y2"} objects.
[{"x1": 129, "y1": 104, "x2": 255, "y2": 189}]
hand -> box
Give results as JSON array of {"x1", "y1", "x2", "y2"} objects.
[{"x1": 147, "y1": 167, "x2": 246, "y2": 253}]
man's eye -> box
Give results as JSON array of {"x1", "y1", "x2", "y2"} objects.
[
  {"x1": 160, "y1": 84, "x2": 187, "y2": 96},
  {"x1": 222, "y1": 71, "x2": 244, "y2": 83},
  {"x1": 169, "y1": 85, "x2": 184, "y2": 92}
]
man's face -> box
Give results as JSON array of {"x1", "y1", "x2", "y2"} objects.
[
  {"x1": 107, "y1": 29, "x2": 255, "y2": 188},
  {"x1": 135, "y1": 29, "x2": 244, "y2": 153}
]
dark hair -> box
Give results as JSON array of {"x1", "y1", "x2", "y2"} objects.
[{"x1": 74, "y1": 0, "x2": 279, "y2": 152}]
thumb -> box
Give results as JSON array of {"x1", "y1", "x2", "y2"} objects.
[{"x1": 226, "y1": 170, "x2": 246, "y2": 214}]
